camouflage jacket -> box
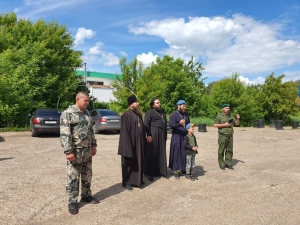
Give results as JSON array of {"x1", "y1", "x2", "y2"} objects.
[
  {"x1": 60, "y1": 105, "x2": 97, "y2": 153},
  {"x1": 214, "y1": 112, "x2": 236, "y2": 135}
]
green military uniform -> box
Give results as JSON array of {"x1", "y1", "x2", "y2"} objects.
[
  {"x1": 214, "y1": 113, "x2": 236, "y2": 167},
  {"x1": 60, "y1": 105, "x2": 97, "y2": 204}
]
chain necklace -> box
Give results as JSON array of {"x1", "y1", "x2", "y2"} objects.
[
  {"x1": 153, "y1": 109, "x2": 165, "y2": 123},
  {"x1": 130, "y1": 109, "x2": 140, "y2": 127},
  {"x1": 176, "y1": 110, "x2": 185, "y2": 126}
]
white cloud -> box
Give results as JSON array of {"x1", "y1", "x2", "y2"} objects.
[
  {"x1": 238, "y1": 75, "x2": 265, "y2": 85},
  {"x1": 282, "y1": 70, "x2": 300, "y2": 81},
  {"x1": 88, "y1": 42, "x2": 103, "y2": 55},
  {"x1": 120, "y1": 51, "x2": 128, "y2": 57},
  {"x1": 101, "y1": 52, "x2": 120, "y2": 66},
  {"x1": 129, "y1": 14, "x2": 300, "y2": 78},
  {"x1": 85, "y1": 42, "x2": 119, "y2": 67},
  {"x1": 23, "y1": 0, "x2": 82, "y2": 15},
  {"x1": 74, "y1": 28, "x2": 96, "y2": 46},
  {"x1": 136, "y1": 52, "x2": 158, "y2": 67}
]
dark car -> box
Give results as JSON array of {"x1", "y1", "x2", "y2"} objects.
[
  {"x1": 29, "y1": 109, "x2": 61, "y2": 137},
  {"x1": 90, "y1": 109, "x2": 121, "y2": 133}
]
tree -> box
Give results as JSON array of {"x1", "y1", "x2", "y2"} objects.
[
  {"x1": 0, "y1": 12, "x2": 83, "y2": 126},
  {"x1": 111, "y1": 57, "x2": 143, "y2": 112},
  {"x1": 207, "y1": 73, "x2": 260, "y2": 126},
  {"x1": 258, "y1": 73, "x2": 298, "y2": 120},
  {"x1": 139, "y1": 55, "x2": 205, "y2": 117}
]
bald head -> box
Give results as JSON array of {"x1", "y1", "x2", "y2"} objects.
[
  {"x1": 76, "y1": 91, "x2": 89, "y2": 99},
  {"x1": 75, "y1": 91, "x2": 89, "y2": 111}
]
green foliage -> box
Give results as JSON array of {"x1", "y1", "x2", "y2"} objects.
[
  {"x1": 87, "y1": 101, "x2": 110, "y2": 111},
  {"x1": 190, "y1": 117, "x2": 215, "y2": 126},
  {"x1": 257, "y1": 73, "x2": 298, "y2": 120},
  {"x1": 0, "y1": 12, "x2": 83, "y2": 126},
  {"x1": 111, "y1": 57, "x2": 143, "y2": 112}
]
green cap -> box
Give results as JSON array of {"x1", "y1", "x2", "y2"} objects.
[{"x1": 222, "y1": 104, "x2": 230, "y2": 108}]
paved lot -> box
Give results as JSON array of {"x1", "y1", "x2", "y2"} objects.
[{"x1": 0, "y1": 127, "x2": 300, "y2": 225}]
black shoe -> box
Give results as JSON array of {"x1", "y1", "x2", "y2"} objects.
[
  {"x1": 68, "y1": 203, "x2": 78, "y2": 215},
  {"x1": 80, "y1": 196, "x2": 100, "y2": 204},
  {"x1": 226, "y1": 165, "x2": 234, "y2": 170},
  {"x1": 219, "y1": 165, "x2": 225, "y2": 170},
  {"x1": 148, "y1": 176, "x2": 154, "y2": 182},
  {"x1": 191, "y1": 175, "x2": 198, "y2": 180},
  {"x1": 122, "y1": 184, "x2": 133, "y2": 190}
]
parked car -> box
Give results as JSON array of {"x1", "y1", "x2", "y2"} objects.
[
  {"x1": 29, "y1": 109, "x2": 61, "y2": 137},
  {"x1": 90, "y1": 109, "x2": 121, "y2": 133}
]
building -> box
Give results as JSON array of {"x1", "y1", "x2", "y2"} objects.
[{"x1": 76, "y1": 70, "x2": 121, "y2": 102}]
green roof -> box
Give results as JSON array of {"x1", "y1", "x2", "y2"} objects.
[{"x1": 76, "y1": 70, "x2": 121, "y2": 79}]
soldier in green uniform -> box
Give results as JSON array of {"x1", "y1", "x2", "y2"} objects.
[
  {"x1": 60, "y1": 91, "x2": 99, "y2": 215},
  {"x1": 214, "y1": 104, "x2": 240, "y2": 170}
]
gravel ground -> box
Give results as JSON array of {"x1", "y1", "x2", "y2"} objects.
[{"x1": 0, "y1": 126, "x2": 300, "y2": 225}]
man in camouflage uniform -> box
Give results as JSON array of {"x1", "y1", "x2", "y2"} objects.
[
  {"x1": 60, "y1": 91, "x2": 99, "y2": 215},
  {"x1": 214, "y1": 104, "x2": 240, "y2": 170}
]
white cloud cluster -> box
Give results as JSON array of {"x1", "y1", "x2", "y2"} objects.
[
  {"x1": 136, "y1": 52, "x2": 158, "y2": 67},
  {"x1": 85, "y1": 42, "x2": 119, "y2": 67},
  {"x1": 74, "y1": 27, "x2": 96, "y2": 46},
  {"x1": 238, "y1": 75, "x2": 265, "y2": 85},
  {"x1": 129, "y1": 14, "x2": 300, "y2": 79}
]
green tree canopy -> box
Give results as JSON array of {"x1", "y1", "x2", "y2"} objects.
[{"x1": 0, "y1": 12, "x2": 83, "y2": 126}]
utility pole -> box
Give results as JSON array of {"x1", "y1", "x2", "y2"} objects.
[{"x1": 84, "y1": 62, "x2": 87, "y2": 84}]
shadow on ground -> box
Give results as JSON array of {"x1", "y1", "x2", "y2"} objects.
[
  {"x1": 96, "y1": 131, "x2": 120, "y2": 135},
  {"x1": 194, "y1": 166, "x2": 207, "y2": 177},
  {"x1": 34, "y1": 133, "x2": 60, "y2": 138},
  {"x1": 232, "y1": 159, "x2": 245, "y2": 166},
  {"x1": 0, "y1": 157, "x2": 14, "y2": 162}
]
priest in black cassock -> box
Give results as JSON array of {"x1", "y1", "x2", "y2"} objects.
[
  {"x1": 118, "y1": 95, "x2": 146, "y2": 190},
  {"x1": 169, "y1": 100, "x2": 190, "y2": 179},
  {"x1": 144, "y1": 98, "x2": 168, "y2": 181}
]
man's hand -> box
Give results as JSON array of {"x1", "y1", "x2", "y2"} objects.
[
  {"x1": 66, "y1": 152, "x2": 75, "y2": 161},
  {"x1": 92, "y1": 147, "x2": 97, "y2": 156},
  {"x1": 225, "y1": 122, "x2": 232, "y2": 127},
  {"x1": 147, "y1": 136, "x2": 153, "y2": 143},
  {"x1": 179, "y1": 119, "x2": 185, "y2": 126}
]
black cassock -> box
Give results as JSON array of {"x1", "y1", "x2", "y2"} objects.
[
  {"x1": 143, "y1": 109, "x2": 167, "y2": 177},
  {"x1": 118, "y1": 109, "x2": 146, "y2": 186}
]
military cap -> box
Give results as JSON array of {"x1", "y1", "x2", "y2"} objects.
[
  {"x1": 222, "y1": 104, "x2": 230, "y2": 108},
  {"x1": 177, "y1": 100, "x2": 186, "y2": 105}
]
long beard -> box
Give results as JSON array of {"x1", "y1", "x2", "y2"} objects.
[{"x1": 132, "y1": 108, "x2": 142, "y2": 117}]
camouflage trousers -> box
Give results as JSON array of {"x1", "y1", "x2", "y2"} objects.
[
  {"x1": 186, "y1": 153, "x2": 196, "y2": 176},
  {"x1": 66, "y1": 147, "x2": 92, "y2": 204},
  {"x1": 218, "y1": 134, "x2": 233, "y2": 167}
]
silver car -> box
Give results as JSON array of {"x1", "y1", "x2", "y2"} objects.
[{"x1": 90, "y1": 109, "x2": 121, "y2": 133}]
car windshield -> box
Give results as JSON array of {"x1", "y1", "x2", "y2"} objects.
[
  {"x1": 98, "y1": 110, "x2": 119, "y2": 116},
  {"x1": 37, "y1": 110, "x2": 61, "y2": 117}
]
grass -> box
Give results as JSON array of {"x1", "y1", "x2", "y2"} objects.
[
  {"x1": 190, "y1": 117, "x2": 215, "y2": 126},
  {"x1": 0, "y1": 126, "x2": 29, "y2": 132}
]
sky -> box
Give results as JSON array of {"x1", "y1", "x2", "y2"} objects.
[{"x1": 1, "y1": 0, "x2": 300, "y2": 84}]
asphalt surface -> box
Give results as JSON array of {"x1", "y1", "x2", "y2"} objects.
[{"x1": 0, "y1": 126, "x2": 300, "y2": 225}]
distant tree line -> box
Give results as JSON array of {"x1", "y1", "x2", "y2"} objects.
[
  {"x1": 0, "y1": 12, "x2": 299, "y2": 128},
  {"x1": 112, "y1": 56, "x2": 299, "y2": 126}
]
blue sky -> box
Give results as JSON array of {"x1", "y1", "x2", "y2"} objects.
[{"x1": 1, "y1": 0, "x2": 300, "y2": 84}]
